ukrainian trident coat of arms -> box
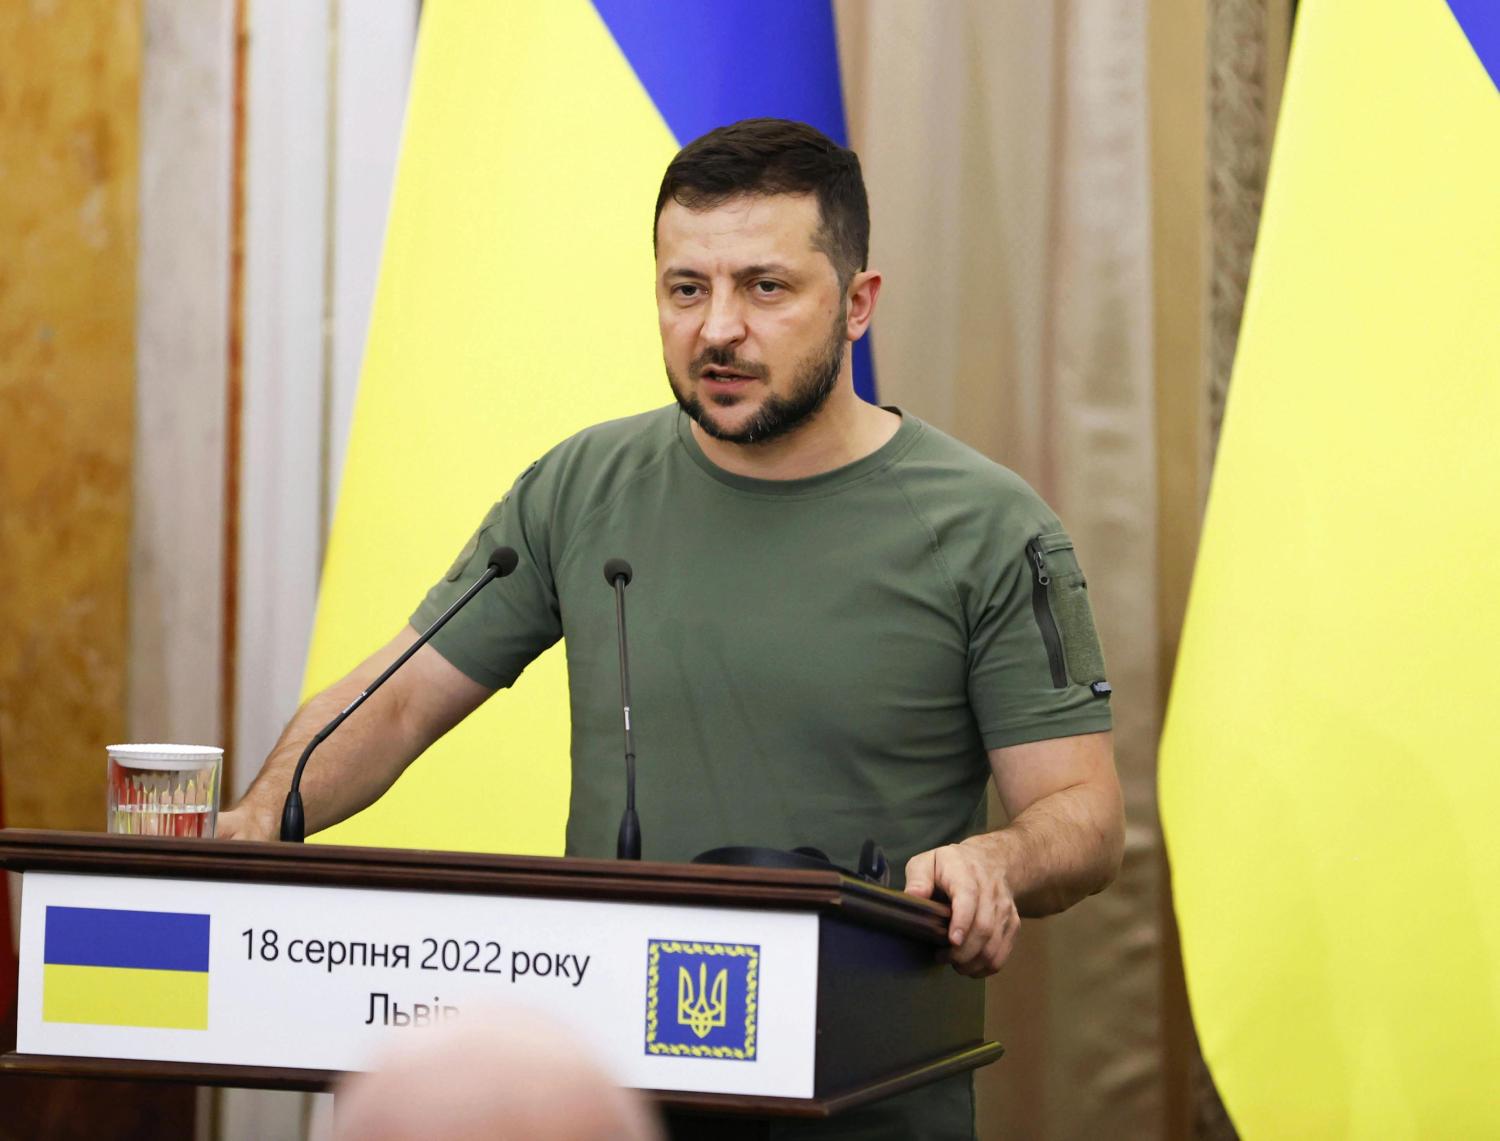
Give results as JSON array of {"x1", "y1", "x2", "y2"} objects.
[{"x1": 644, "y1": 939, "x2": 759, "y2": 1060}]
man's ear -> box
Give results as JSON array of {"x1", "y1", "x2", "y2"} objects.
[{"x1": 845, "y1": 269, "x2": 883, "y2": 341}]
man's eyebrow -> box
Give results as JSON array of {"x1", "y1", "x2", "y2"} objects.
[
  {"x1": 661, "y1": 263, "x2": 800, "y2": 283},
  {"x1": 734, "y1": 263, "x2": 797, "y2": 282}
]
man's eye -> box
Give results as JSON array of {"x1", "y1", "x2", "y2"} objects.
[
  {"x1": 754, "y1": 281, "x2": 783, "y2": 295},
  {"x1": 672, "y1": 284, "x2": 702, "y2": 299}
]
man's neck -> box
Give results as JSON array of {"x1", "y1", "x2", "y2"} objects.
[{"x1": 690, "y1": 386, "x2": 901, "y2": 481}]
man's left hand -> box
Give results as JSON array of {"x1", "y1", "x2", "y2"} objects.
[{"x1": 903, "y1": 833, "x2": 1019, "y2": 978}]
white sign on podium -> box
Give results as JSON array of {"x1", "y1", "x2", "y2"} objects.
[{"x1": 17, "y1": 871, "x2": 820, "y2": 1098}]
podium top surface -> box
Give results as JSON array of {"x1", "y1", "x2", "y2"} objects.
[{"x1": 0, "y1": 828, "x2": 949, "y2": 945}]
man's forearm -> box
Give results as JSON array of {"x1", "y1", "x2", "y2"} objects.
[
  {"x1": 231, "y1": 627, "x2": 480, "y2": 838},
  {"x1": 905, "y1": 733, "x2": 1123, "y2": 976},
  {"x1": 971, "y1": 781, "x2": 1124, "y2": 917},
  {"x1": 237, "y1": 678, "x2": 415, "y2": 836}
]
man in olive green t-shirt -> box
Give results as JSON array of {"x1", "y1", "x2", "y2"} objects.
[
  {"x1": 224, "y1": 119, "x2": 1124, "y2": 1141},
  {"x1": 410, "y1": 402, "x2": 1112, "y2": 883}
]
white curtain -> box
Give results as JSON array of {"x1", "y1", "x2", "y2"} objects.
[{"x1": 838, "y1": 3, "x2": 1161, "y2": 1135}]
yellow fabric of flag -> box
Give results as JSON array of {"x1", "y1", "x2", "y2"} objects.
[
  {"x1": 306, "y1": 0, "x2": 676, "y2": 852},
  {"x1": 43, "y1": 964, "x2": 210, "y2": 1031},
  {"x1": 1159, "y1": 2, "x2": 1500, "y2": 1136}
]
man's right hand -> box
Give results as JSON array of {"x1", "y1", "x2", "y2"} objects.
[{"x1": 216, "y1": 803, "x2": 280, "y2": 842}]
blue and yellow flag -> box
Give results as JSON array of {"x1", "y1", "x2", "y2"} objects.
[
  {"x1": 310, "y1": 2, "x2": 865, "y2": 852},
  {"x1": 43, "y1": 906, "x2": 211, "y2": 1030},
  {"x1": 1159, "y1": 1, "x2": 1499, "y2": 1136}
]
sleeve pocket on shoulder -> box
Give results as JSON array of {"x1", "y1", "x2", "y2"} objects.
[
  {"x1": 444, "y1": 500, "x2": 507, "y2": 582},
  {"x1": 1026, "y1": 532, "x2": 1107, "y2": 688}
]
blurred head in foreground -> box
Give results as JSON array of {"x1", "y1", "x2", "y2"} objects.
[{"x1": 334, "y1": 1008, "x2": 661, "y2": 1141}]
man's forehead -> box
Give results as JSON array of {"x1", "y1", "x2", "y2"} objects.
[{"x1": 656, "y1": 193, "x2": 824, "y2": 263}]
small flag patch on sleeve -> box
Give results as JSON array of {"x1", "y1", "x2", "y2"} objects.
[{"x1": 43, "y1": 906, "x2": 211, "y2": 1031}]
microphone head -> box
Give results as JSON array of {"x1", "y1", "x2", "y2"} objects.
[
  {"x1": 488, "y1": 546, "x2": 520, "y2": 576},
  {"x1": 603, "y1": 558, "x2": 633, "y2": 587}
]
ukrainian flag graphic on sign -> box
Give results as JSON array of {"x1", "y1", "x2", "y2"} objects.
[
  {"x1": 645, "y1": 940, "x2": 758, "y2": 1060},
  {"x1": 43, "y1": 906, "x2": 210, "y2": 1031}
]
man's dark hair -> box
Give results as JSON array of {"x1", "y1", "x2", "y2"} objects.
[{"x1": 654, "y1": 119, "x2": 870, "y2": 289}]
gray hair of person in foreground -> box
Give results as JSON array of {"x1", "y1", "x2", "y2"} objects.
[{"x1": 334, "y1": 1006, "x2": 662, "y2": 1141}]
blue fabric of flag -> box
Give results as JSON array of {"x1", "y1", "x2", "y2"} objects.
[
  {"x1": 591, "y1": 0, "x2": 877, "y2": 403},
  {"x1": 590, "y1": 1, "x2": 848, "y2": 146},
  {"x1": 44, "y1": 906, "x2": 211, "y2": 972},
  {"x1": 1446, "y1": 0, "x2": 1500, "y2": 91}
]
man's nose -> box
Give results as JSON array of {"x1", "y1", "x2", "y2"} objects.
[{"x1": 699, "y1": 292, "x2": 747, "y2": 348}]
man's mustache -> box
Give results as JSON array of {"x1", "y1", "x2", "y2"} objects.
[{"x1": 690, "y1": 348, "x2": 768, "y2": 380}]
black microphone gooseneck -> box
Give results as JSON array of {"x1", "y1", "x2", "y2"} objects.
[
  {"x1": 279, "y1": 546, "x2": 520, "y2": 842},
  {"x1": 603, "y1": 557, "x2": 641, "y2": 860}
]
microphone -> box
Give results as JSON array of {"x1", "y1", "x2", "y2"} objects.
[
  {"x1": 279, "y1": 546, "x2": 520, "y2": 842},
  {"x1": 603, "y1": 558, "x2": 641, "y2": 860}
]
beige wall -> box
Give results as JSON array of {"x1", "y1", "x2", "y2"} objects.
[
  {"x1": 0, "y1": 3, "x2": 200, "y2": 1134},
  {"x1": 0, "y1": 1, "x2": 140, "y2": 830},
  {"x1": 129, "y1": 0, "x2": 236, "y2": 759}
]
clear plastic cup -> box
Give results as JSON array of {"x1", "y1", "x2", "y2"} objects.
[{"x1": 107, "y1": 744, "x2": 223, "y2": 838}]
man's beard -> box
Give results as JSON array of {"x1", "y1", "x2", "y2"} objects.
[{"x1": 668, "y1": 318, "x2": 847, "y2": 447}]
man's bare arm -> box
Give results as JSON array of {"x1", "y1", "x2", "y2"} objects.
[
  {"x1": 904, "y1": 731, "x2": 1124, "y2": 976},
  {"x1": 219, "y1": 626, "x2": 494, "y2": 841},
  {"x1": 977, "y1": 731, "x2": 1125, "y2": 915}
]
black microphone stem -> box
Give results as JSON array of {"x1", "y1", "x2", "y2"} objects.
[
  {"x1": 608, "y1": 567, "x2": 642, "y2": 860},
  {"x1": 280, "y1": 551, "x2": 515, "y2": 842}
]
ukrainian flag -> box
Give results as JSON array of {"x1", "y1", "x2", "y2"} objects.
[
  {"x1": 43, "y1": 906, "x2": 211, "y2": 1031},
  {"x1": 309, "y1": 1, "x2": 864, "y2": 853},
  {"x1": 1160, "y1": 1, "x2": 1499, "y2": 1136}
]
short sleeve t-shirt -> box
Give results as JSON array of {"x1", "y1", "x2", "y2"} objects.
[{"x1": 413, "y1": 406, "x2": 1111, "y2": 875}]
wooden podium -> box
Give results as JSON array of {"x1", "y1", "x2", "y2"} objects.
[{"x1": 1, "y1": 829, "x2": 1001, "y2": 1137}]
